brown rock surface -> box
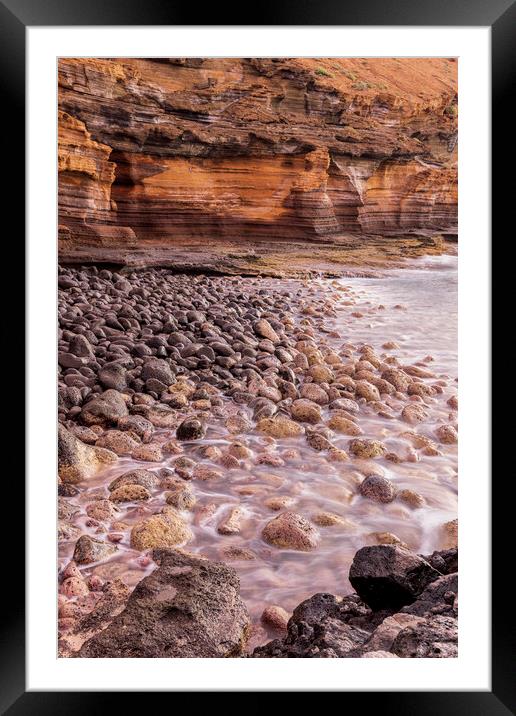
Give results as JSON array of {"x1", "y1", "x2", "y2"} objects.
[
  {"x1": 391, "y1": 615, "x2": 458, "y2": 658},
  {"x1": 109, "y1": 484, "x2": 151, "y2": 503},
  {"x1": 108, "y1": 469, "x2": 160, "y2": 492},
  {"x1": 261, "y1": 605, "x2": 290, "y2": 632},
  {"x1": 262, "y1": 511, "x2": 320, "y2": 551},
  {"x1": 72, "y1": 535, "x2": 117, "y2": 565},
  {"x1": 359, "y1": 475, "x2": 396, "y2": 503},
  {"x1": 58, "y1": 424, "x2": 117, "y2": 483},
  {"x1": 256, "y1": 417, "x2": 304, "y2": 439},
  {"x1": 78, "y1": 549, "x2": 250, "y2": 657},
  {"x1": 130, "y1": 512, "x2": 192, "y2": 550},
  {"x1": 349, "y1": 438, "x2": 386, "y2": 459}
]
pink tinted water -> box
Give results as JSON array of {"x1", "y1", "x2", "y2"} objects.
[{"x1": 59, "y1": 254, "x2": 458, "y2": 644}]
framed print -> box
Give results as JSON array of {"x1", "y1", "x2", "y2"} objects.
[{"x1": 2, "y1": 0, "x2": 508, "y2": 709}]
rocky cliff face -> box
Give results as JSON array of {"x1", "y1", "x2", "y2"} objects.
[{"x1": 58, "y1": 58, "x2": 457, "y2": 265}]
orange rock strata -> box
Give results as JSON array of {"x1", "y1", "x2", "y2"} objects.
[{"x1": 58, "y1": 58, "x2": 457, "y2": 262}]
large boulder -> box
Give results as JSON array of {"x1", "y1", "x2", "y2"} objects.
[
  {"x1": 78, "y1": 549, "x2": 250, "y2": 657},
  {"x1": 80, "y1": 389, "x2": 128, "y2": 426},
  {"x1": 252, "y1": 548, "x2": 458, "y2": 659},
  {"x1": 352, "y1": 550, "x2": 457, "y2": 656},
  {"x1": 58, "y1": 424, "x2": 117, "y2": 483},
  {"x1": 349, "y1": 545, "x2": 441, "y2": 611}
]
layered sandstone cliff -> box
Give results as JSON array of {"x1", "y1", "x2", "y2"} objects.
[{"x1": 58, "y1": 58, "x2": 457, "y2": 267}]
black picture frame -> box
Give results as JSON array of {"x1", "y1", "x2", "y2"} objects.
[{"x1": 3, "y1": 0, "x2": 506, "y2": 710}]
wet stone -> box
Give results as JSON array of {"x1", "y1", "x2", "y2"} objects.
[
  {"x1": 130, "y1": 512, "x2": 192, "y2": 551},
  {"x1": 131, "y1": 443, "x2": 163, "y2": 462},
  {"x1": 349, "y1": 439, "x2": 386, "y2": 459},
  {"x1": 73, "y1": 535, "x2": 117, "y2": 565},
  {"x1": 256, "y1": 417, "x2": 304, "y2": 439},
  {"x1": 359, "y1": 475, "x2": 396, "y2": 504},
  {"x1": 176, "y1": 417, "x2": 205, "y2": 441},
  {"x1": 108, "y1": 469, "x2": 160, "y2": 492},
  {"x1": 262, "y1": 511, "x2": 319, "y2": 551},
  {"x1": 165, "y1": 484, "x2": 196, "y2": 510},
  {"x1": 110, "y1": 484, "x2": 151, "y2": 503}
]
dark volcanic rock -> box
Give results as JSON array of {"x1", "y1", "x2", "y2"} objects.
[
  {"x1": 117, "y1": 414, "x2": 154, "y2": 442},
  {"x1": 176, "y1": 417, "x2": 205, "y2": 441},
  {"x1": 422, "y1": 548, "x2": 458, "y2": 575},
  {"x1": 74, "y1": 579, "x2": 130, "y2": 636},
  {"x1": 401, "y1": 573, "x2": 458, "y2": 617},
  {"x1": 252, "y1": 593, "x2": 374, "y2": 658},
  {"x1": 141, "y1": 358, "x2": 175, "y2": 386},
  {"x1": 98, "y1": 362, "x2": 128, "y2": 391},
  {"x1": 69, "y1": 334, "x2": 95, "y2": 360},
  {"x1": 78, "y1": 549, "x2": 250, "y2": 658},
  {"x1": 80, "y1": 389, "x2": 129, "y2": 425},
  {"x1": 391, "y1": 615, "x2": 458, "y2": 658},
  {"x1": 252, "y1": 548, "x2": 457, "y2": 659},
  {"x1": 348, "y1": 545, "x2": 441, "y2": 611}
]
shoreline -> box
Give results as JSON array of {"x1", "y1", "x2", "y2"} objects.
[
  {"x1": 57, "y1": 261, "x2": 458, "y2": 658},
  {"x1": 58, "y1": 235, "x2": 456, "y2": 280}
]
